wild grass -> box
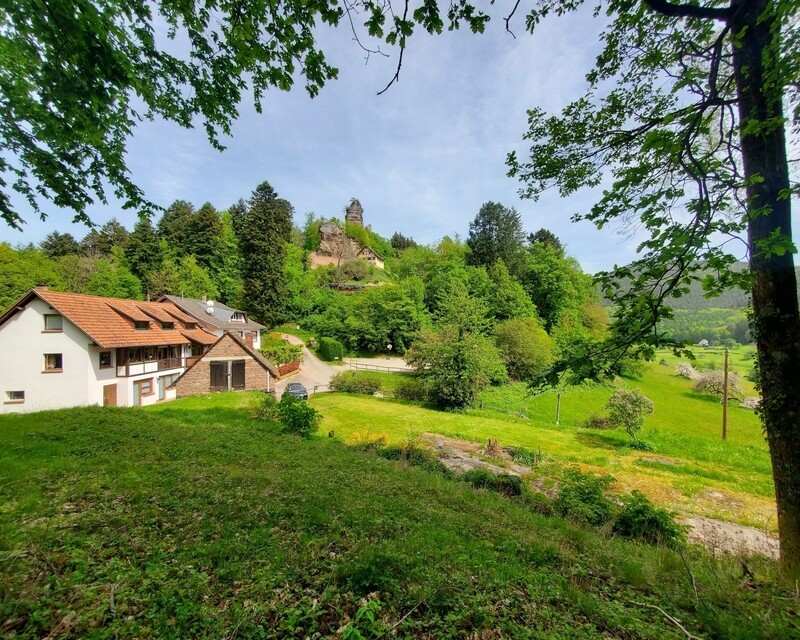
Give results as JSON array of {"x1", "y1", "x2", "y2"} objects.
[
  {"x1": 0, "y1": 397, "x2": 796, "y2": 638},
  {"x1": 315, "y1": 349, "x2": 775, "y2": 529}
]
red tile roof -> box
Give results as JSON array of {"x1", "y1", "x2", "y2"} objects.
[{"x1": 27, "y1": 290, "x2": 218, "y2": 348}]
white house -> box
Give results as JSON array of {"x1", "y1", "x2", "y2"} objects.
[{"x1": 0, "y1": 287, "x2": 218, "y2": 414}]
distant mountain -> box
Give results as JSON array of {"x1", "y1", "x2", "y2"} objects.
[{"x1": 601, "y1": 262, "x2": 800, "y2": 311}]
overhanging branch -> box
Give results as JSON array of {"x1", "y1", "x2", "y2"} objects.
[{"x1": 643, "y1": 0, "x2": 732, "y2": 22}]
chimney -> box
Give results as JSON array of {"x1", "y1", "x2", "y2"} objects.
[
  {"x1": 201, "y1": 294, "x2": 207, "y2": 303},
  {"x1": 35, "y1": 284, "x2": 49, "y2": 291}
]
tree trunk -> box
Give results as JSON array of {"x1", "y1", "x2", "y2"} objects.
[{"x1": 731, "y1": 0, "x2": 800, "y2": 579}]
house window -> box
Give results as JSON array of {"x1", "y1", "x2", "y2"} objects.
[
  {"x1": 44, "y1": 353, "x2": 63, "y2": 371},
  {"x1": 138, "y1": 378, "x2": 153, "y2": 396},
  {"x1": 231, "y1": 312, "x2": 245, "y2": 323},
  {"x1": 134, "y1": 320, "x2": 149, "y2": 330},
  {"x1": 99, "y1": 351, "x2": 112, "y2": 368},
  {"x1": 185, "y1": 322, "x2": 196, "y2": 330},
  {"x1": 43, "y1": 314, "x2": 63, "y2": 331},
  {"x1": 161, "y1": 322, "x2": 175, "y2": 330},
  {"x1": 5, "y1": 390, "x2": 24, "y2": 403},
  {"x1": 144, "y1": 347, "x2": 156, "y2": 361}
]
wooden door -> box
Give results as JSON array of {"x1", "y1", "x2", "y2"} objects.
[
  {"x1": 231, "y1": 360, "x2": 245, "y2": 390},
  {"x1": 103, "y1": 384, "x2": 117, "y2": 407},
  {"x1": 210, "y1": 362, "x2": 227, "y2": 391}
]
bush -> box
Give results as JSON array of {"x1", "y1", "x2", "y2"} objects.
[
  {"x1": 510, "y1": 447, "x2": 537, "y2": 466},
  {"x1": 329, "y1": 371, "x2": 382, "y2": 394},
  {"x1": 616, "y1": 355, "x2": 646, "y2": 379},
  {"x1": 393, "y1": 376, "x2": 429, "y2": 401},
  {"x1": 260, "y1": 336, "x2": 303, "y2": 366},
  {"x1": 253, "y1": 392, "x2": 280, "y2": 422},
  {"x1": 582, "y1": 413, "x2": 612, "y2": 430},
  {"x1": 523, "y1": 491, "x2": 555, "y2": 517},
  {"x1": 554, "y1": 470, "x2": 615, "y2": 527},
  {"x1": 740, "y1": 396, "x2": 761, "y2": 410},
  {"x1": 693, "y1": 371, "x2": 744, "y2": 399},
  {"x1": 318, "y1": 337, "x2": 344, "y2": 361},
  {"x1": 278, "y1": 394, "x2": 321, "y2": 438},
  {"x1": 376, "y1": 440, "x2": 451, "y2": 475},
  {"x1": 628, "y1": 439, "x2": 654, "y2": 452},
  {"x1": 675, "y1": 363, "x2": 699, "y2": 380},
  {"x1": 613, "y1": 490, "x2": 685, "y2": 546},
  {"x1": 606, "y1": 388, "x2": 654, "y2": 442},
  {"x1": 462, "y1": 468, "x2": 523, "y2": 497}
]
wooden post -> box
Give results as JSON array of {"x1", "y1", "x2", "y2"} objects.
[
  {"x1": 556, "y1": 392, "x2": 562, "y2": 425},
  {"x1": 722, "y1": 347, "x2": 729, "y2": 441}
]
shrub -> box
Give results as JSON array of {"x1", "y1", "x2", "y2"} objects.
[
  {"x1": 582, "y1": 413, "x2": 612, "y2": 430},
  {"x1": 253, "y1": 392, "x2": 280, "y2": 422},
  {"x1": 318, "y1": 337, "x2": 344, "y2": 361},
  {"x1": 628, "y1": 439, "x2": 654, "y2": 452},
  {"x1": 693, "y1": 371, "x2": 744, "y2": 400},
  {"x1": 616, "y1": 355, "x2": 646, "y2": 379},
  {"x1": 675, "y1": 363, "x2": 699, "y2": 380},
  {"x1": 740, "y1": 396, "x2": 761, "y2": 410},
  {"x1": 606, "y1": 388, "x2": 654, "y2": 442},
  {"x1": 554, "y1": 470, "x2": 615, "y2": 527},
  {"x1": 523, "y1": 491, "x2": 555, "y2": 517},
  {"x1": 393, "y1": 376, "x2": 429, "y2": 401},
  {"x1": 375, "y1": 440, "x2": 451, "y2": 476},
  {"x1": 260, "y1": 341, "x2": 303, "y2": 366},
  {"x1": 462, "y1": 468, "x2": 523, "y2": 497},
  {"x1": 277, "y1": 394, "x2": 321, "y2": 438},
  {"x1": 613, "y1": 490, "x2": 685, "y2": 546},
  {"x1": 329, "y1": 371, "x2": 382, "y2": 394}
]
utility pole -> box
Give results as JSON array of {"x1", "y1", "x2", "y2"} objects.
[
  {"x1": 722, "y1": 347, "x2": 729, "y2": 441},
  {"x1": 556, "y1": 391, "x2": 562, "y2": 425}
]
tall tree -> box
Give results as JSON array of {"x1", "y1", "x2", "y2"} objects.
[
  {"x1": 527, "y1": 228, "x2": 564, "y2": 257},
  {"x1": 466, "y1": 202, "x2": 527, "y2": 277},
  {"x1": 40, "y1": 232, "x2": 80, "y2": 258},
  {"x1": 80, "y1": 218, "x2": 129, "y2": 258},
  {"x1": 186, "y1": 202, "x2": 224, "y2": 269},
  {"x1": 239, "y1": 182, "x2": 293, "y2": 326},
  {"x1": 157, "y1": 201, "x2": 195, "y2": 255},
  {"x1": 125, "y1": 219, "x2": 163, "y2": 283},
  {"x1": 505, "y1": 1, "x2": 799, "y2": 576}
]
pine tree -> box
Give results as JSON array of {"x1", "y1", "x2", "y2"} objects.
[{"x1": 239, "y1": 182, "x2": 293, "y2": 326}]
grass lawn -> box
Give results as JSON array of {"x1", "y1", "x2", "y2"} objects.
[
  {"x1": 0, "y1": 394, "x2": 796, "y2": 638},
  {"x1": 314, "y1": 350, "x2": 775, "y2": 529}
]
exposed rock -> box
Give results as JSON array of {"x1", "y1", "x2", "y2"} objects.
[{"x1": 346, "y1": 199, "x2": 364, "y2": 226}]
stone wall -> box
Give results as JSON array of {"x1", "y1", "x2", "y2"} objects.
[{"x1": 175, "y1": 334, "x2": 274, "y2": 397}]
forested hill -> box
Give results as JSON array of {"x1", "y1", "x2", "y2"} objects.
[{"x1": 602, "y1": 263, "x2": 800, "y2": 311}]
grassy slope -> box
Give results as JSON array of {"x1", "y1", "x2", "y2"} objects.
[
  {"x1": 1, "y1": 395, "x2": 797, "y2": 638},
  {"x1": 316, "y1": 349, "x2": 774, "y2": 529}
]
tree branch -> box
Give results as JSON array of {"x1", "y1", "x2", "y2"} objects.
[{"x1": 642, "y1": 0, "x2": 732, "y2": 22}]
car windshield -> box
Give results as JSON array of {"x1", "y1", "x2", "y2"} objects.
[{"x1": 288, "y1": 384, "x2": 303, "y2": 390}]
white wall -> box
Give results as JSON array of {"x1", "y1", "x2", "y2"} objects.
[{"x1": 0, "y1": 298, "x2": 93, "y2": 413}]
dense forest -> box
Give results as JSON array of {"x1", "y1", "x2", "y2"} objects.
[{"x1": 2, "y1": 181, "x2": 770, "y2": 394}]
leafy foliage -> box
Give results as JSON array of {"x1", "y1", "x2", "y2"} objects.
[
  {"x1": 329, "y1": 371, "x2": 383, "y2": 395},
  {"x1": 613, "y1": 491, "x2": 685, "y2": 547},
  {"x1": 466, "y1": 201, "x2": 527, "y2": 277},
  {"x1": 461, "y1": 468, "x2": 523, "y2": 497},
  {"x1": 278, "y1": 394, "x2": 321, "y2": 439},
  {"x1": 554, "y1": 469, "x2": 615, "y2": 527},
  {"x1": 693, "y1": 371, "x2": 744, "y2": 400},
  {"x1": 318, "y1": 337, "x2": 344, "y2": 361},
  {"x1": 606, "y1": 389, "x2": 654, "y2": 442},
  {"x1": 494, "y1": 317, "x2": 554, "y2": 381}
]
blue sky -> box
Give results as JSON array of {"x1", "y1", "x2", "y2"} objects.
[{"x1": 1, "y1": 6, "x2": 793, "y2": 274}]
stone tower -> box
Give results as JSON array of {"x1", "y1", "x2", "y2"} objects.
[{"x1": 345, "y1": 199, "x2": 364, "y2": 226}]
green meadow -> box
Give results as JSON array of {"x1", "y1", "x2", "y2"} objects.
[
  {"x1": 316, "y1": 347, "x2": 774, "y2": 529},
  {"x1": 1, "y1": 395, "x2": 797, "y2": 638}
]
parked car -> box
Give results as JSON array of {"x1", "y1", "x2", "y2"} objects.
[{"x1": 284, "y1": 382, "x2": 308, "y2": 400}]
